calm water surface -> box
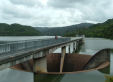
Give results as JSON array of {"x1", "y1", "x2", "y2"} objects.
[{"x1": 0, "y1": 37, "x2": 113, "y2": 82}]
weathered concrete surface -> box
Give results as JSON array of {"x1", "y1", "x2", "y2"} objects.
[
  {"x1": 33, "y1": 57, "x2": 47, "y2": 72},
  {"x1": 47, "y1": 53, "x2": 61, "y2": 72},
  {"x1": 47, "y1": 54, "x2": 91, "y2": 72},
  {"x1": 63, "y1": 54, "x2": 91, "y2": 72},
  {"x1": 11, "y1": 60, "x2": 33, "y2": 72},
  {"x1": 12, "y1": 54, "x2": 61, "y2": 72},
  {"x1": 11, "y1": 49, "x2": 110, "y2": 73},
  {"x1": 83, "y1": 49, "x2": 110, "y2": 70},
  {"x1": 12, "y1": 53, "x2": 91, "y2": 72},
  {"x1": 12, "y1": 57, "x2": 47, "y2": 73}
]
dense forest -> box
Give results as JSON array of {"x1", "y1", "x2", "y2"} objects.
[
  {"x1": 64, "y1": 19, "x2": 113, "y2": 39},
  {"x1": 0, "y1": 23, "x2": 40, "y2": 36},
  {"x1": 35, "y1": 23, "x2": 93, "y2": 36}
]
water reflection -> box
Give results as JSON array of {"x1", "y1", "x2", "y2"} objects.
[
  {"x1": 0, "y1": 68, "x2": 33, "y2": 82},
  {"x1": 62, "y1": 71, "x2": 105, "y2": 82},
  {"x1": 34, "y1": 74, "x2": 64, "y2": 82},
  {"x1": 34, "y1": 71, "x2": 106, "y2": 82}
]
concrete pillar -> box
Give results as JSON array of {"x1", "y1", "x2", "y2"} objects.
[
  {"x1": 68, "y1": 45, "x2": 70, "y2": 54},
  {"x1": 76, "y1": 41, "x2": 78, "y2": 51},
  {"x1": 73, "y1": 42, "x2": 76, "y2": 52},
  {"x1": 81, "y1": 39, "x2": 84, "y2": 44},
  {"x1": 60, "y1": 46, "x2": 66, "y2": 72},
  {"x1": 33, "y1": 57, "x2": 47, "y2": 73},
  {"x1": 33, "y1": 58, "x2": 37, "y2": 73}
]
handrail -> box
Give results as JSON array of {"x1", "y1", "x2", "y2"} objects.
[{"x1": 0, "y1": 38, "x2": 71, "y2": 54}]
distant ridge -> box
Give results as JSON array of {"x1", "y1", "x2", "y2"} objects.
[{"x1": 35, "y1": 23, "x2": 93, "y2": 36}]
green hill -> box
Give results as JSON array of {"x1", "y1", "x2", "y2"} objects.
[
  {"x1": 0, "y1": 23, "x2": 40, "y2": 36},
  {"x1": 35, "y1": 23, "x2": 93, "y2": 36},
  {"x1": 64, "y1": 19, "x2": 113, "y2": 39}
]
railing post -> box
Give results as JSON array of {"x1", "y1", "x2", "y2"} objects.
[
  {"x1": 68, "y1": 45, "x2": 70, "y2": 54},
  {"x1": 60, "y1": 46, "x2": 66, "y2": 72}
]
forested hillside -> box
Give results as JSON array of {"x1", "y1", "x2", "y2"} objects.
[
  {"x1": 0, "y1": 23, "x2": 40, "y2": 36},
  {"x1": 1, "y1": 18, "x2": 113, "y2": 39},
  {"x1": 64, "y1": 19, "x2": 113, "y2": 39},
  {"x1": 35, "y1": 23, "x2": 93, "y2": 35}
]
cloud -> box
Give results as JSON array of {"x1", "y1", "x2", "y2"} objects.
[
  {"x1": 48, "y1": 0, "x2": 113, "y2": 23},
  {"x1": 9, "y1": 0, "x2": 42, "y2": 7},
  {"x1": 0, "y1": 0, "x2": 113, "y2": 27},
  {"x1": 47, "y1": 0, "x2": 109, "y2": 8}
]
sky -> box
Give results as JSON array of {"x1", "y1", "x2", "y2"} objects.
[{"x1": 0, "y1": 0, "x2": 113, "y2": 27}]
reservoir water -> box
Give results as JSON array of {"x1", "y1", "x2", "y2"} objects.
[{"x1": 0, "y1": 37, "x2": 113, "y2": 82}]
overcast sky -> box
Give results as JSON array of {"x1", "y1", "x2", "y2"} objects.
[{"x1": 0, "y1": 0, "x2": 113, "y2": 27}]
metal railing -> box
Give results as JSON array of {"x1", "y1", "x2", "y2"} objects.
[{"x1": 0, "y1": 38, "x2": 70, "y2": 54}]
